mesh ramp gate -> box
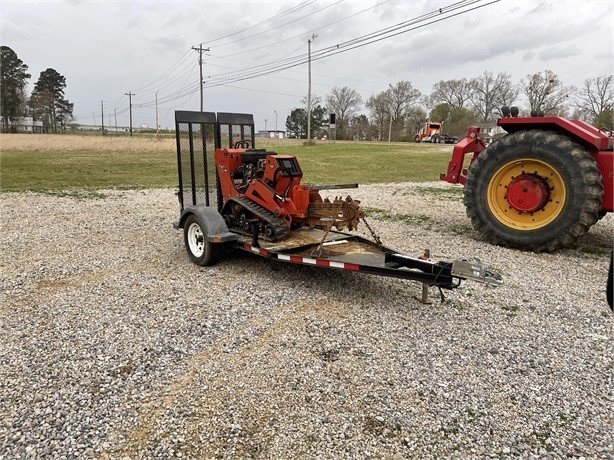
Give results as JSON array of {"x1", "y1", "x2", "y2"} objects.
[{"x1": 175, "y1": 111, "x2": 255, "y2": 212}]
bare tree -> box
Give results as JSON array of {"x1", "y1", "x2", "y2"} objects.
[
  {"x1": 469, "y1": 71, "x2": 518, "y2": 123},
  {"x1": 325, "y1": 86, "x2": 362, "y2": 140},
  {"x1": 520, "y1": 70, "x2": 574, "y2": 116},
  {"x1": 348, "y1": 114, "x2": 370, "y2": 141},
  {"x1": 430, "y1": 79, "x2": 472, "y2": 109},
  {"x1": 365, "y1": 92, "x2": 389, "y2": 141},
  {"x1": 385, "y1": 81, "x2": 422, "y2": 141},
  {"x1": 406, "y1": 106, "x2": 427, "y2": 140},
  {"x1": 574, "y1": 75, "x2": 613, "y2": 127}
]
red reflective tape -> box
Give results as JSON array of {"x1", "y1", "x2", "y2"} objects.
[
  {"x1": 243, "y1": 243, "x2": 268, "y2": 257},
  {"x1": 344, "y1": 263, "x2": 360, "y2": 271},
  {"x1": 316, "y1": 259, "x2": 330, "y2": 267},
  {"x1": 290, "y1": 255, "x2": 303, "y2": 263}
]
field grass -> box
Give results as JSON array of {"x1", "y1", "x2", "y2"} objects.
[{"x1": 0, "y1": 134, "x2": 453, "y2": 191}]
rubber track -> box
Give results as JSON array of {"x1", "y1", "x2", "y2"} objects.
[{"x1": 225, "y1": 196, "x2": 290, "y2": 241}]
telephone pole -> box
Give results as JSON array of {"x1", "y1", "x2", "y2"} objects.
[
  {"x1": 125, "y1": 91, "x2": 134, "y2": 136},
  {"x1": 155, "y1": 90, "x2": 159, "y2": 137},
  {"x1": 191, "y1": 44, "x2": 210, "y2": 112},
  {"x1": 307, "y1": 34, "x2": 317, "y2": 143},
  {"x1": 101, "y1": 100, "x2": 105, "y2": 136}
]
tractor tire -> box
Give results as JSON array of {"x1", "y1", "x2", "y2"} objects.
[
  {"x1": 183, "y1": 213, "x2": 220, "y2": 266},
  {"x1": 463, "y1": 130, "x2": 603, "y2": 252}
]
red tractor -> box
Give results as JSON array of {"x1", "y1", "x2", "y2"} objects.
[{"x1": 441, "y1": 107, "x2": 613, "y2": 252}]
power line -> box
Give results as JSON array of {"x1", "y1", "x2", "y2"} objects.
[
  {"x1": 114, "y1": 0, "x2": 499, "y2": 112},
  {"x1": 207, "y1": 0, "x2": 391, "y2": 61},
  {"x1": 209, "y1": 0, "x2": 343, "y2": 49},
  {"x1": 114, "y1": 0, "x2": 388, "y2": 108},
  {"x1": 201, "y1": 0, "x2": 318, "y2": 45},
  {"x1": 203, "y1": 0, "x2": 498, "y2": 88}
]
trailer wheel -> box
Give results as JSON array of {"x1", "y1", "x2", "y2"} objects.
[
  {"x1": 464, "y1": 130, "x2": 603, "y2": 252},
  {"x1": 184, "y1": 214, "x2": 220, "y2": 266}
]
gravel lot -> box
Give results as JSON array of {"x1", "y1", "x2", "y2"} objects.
[{"x1": 1, "y1": 183, "x2": 612, "y2": 459}]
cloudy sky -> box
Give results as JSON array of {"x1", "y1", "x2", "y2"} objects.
[{"x1": 2, "y1": 0, "x2": 612, "y2": 131}]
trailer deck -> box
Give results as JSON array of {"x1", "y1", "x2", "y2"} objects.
[{"x1": 236, "y1": 227, "x2": 502, "y2": 290}]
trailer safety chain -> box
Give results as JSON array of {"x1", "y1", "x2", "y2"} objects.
[
  {"x1": 310, "y1": 223, "x2": 334, "y2": 258},
  {"x1": 361, "y1": 217, "x2": 382, "y2": 245}
]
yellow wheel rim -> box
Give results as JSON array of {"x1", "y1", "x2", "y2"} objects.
[{"x1": 487, "y1": 158, "x2": 566, "y2": 231}]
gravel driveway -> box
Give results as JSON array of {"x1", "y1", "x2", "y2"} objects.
[{"x1": 1, "y1": 183, "x2": 612, "y2": 459}]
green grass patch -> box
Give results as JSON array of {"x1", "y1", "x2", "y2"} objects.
[
  {"x1": 362, "y1": 206, "x2": 434, "y2": 227},
  {"x1": 0, "y1": 138, "x2": 451, "y2": 192},
  {"x1": 413, "y1": 185, "x2": 464, "y2": 200},
  {"x1": 281, "y1": 142, "x2": 451, "y2": 186},
  {"x1": 1, "y1": 150, "x2": 177, "y2": 191}
]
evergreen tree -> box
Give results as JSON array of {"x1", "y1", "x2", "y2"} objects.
[
  {"x1": 0, "y1": 46, "x2": 31, "y2": 132},
  {"x1": 30, "y1": 68, "x2": 73, "y2": 133}
]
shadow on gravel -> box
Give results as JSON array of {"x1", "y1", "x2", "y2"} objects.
[{"x1": 220, "y1": 249, "x2": 421, "y2": 310}]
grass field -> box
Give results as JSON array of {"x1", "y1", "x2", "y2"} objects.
[{"x1": 0, "y1": 133, "x2": 453, "y2": 191}]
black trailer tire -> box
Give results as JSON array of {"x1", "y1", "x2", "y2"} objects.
[
  {"x1": 464, "y1": 130, "x2": 603, "y2": 252},
  {"x1": 183, "y1": 214, "x2": 220, "y2": 266}
]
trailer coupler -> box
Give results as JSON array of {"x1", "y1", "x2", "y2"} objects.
[
  {"x1": 451, "y1": 259, "x2": 503, "y2": 286},
  {"x1": 384, "y1": 253, "x2": 502, "y2": 289}
]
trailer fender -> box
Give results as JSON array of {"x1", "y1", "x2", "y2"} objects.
[{"x1": 177, "y1": 205, "x2": 238, "y2": 243}]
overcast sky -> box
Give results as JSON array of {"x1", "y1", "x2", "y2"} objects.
[{"x1": 2, "y1": 0, "x2": 612, "y2": 131}]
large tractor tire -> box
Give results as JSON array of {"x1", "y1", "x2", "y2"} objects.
[{"x1": 464, "y1": 130, "x2": 603, "y2": 252}]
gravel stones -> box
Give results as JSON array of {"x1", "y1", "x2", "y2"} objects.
[{"x1": 1, "y1": 184, "x2": 612, "y2": 459}]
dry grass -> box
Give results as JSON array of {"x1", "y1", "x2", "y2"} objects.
[
  {"x1": 0, "y1": 133, "x2": 309, "y2": 153},
  {"x1": 0, "y1": 133, "x2": 176, "y2": 152}
]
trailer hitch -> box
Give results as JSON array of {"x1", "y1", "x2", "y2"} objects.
[{"x1": 451, "y1": 259, "x2": 503, "y2": 287}]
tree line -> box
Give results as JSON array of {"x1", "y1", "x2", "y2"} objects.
[
  {"x1": 286, "y1": 71, "x2": 614, "y2": 141},
  {"x1": 1, "y1": 46, "x2": 73, "y2": 133}
]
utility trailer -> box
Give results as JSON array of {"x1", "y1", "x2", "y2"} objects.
[{"x1": 173, "y1": 111, "x2": 502, "y2": 298}]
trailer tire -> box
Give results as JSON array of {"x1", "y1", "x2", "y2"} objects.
[
  {"x1": 183, "y1": 214, "x2": 220, "y2": 266},
  {"x1": 464, "y1": 130, "x2": 603, "y2": 252}
]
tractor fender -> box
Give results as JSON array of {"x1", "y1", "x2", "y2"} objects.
[{"x1": 177, "y1": 205, "x2": 238, "y2": 243}]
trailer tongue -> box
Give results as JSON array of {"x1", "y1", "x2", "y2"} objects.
[{"x1": 174, "y1": 111, "x2": 502, "y2": 298}]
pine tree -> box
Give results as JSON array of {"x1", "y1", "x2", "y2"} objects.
[
  {"x1": 0, "y1": 46, "x2": 31, "y2": 132},
  {"x1": 30, "y1": 68, "x2": 73, "y2": 133}
]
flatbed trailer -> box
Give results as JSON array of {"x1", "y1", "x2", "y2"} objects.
[
  {"x1": 173, "y1": 110, "x2": 502, "y2": 298},
  {"x1": 234, "y1": 227, "x2": 501, "y2": 291}
]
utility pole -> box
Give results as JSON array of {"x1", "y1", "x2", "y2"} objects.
[
  {"x1": 388, "y1": 83, "x2": 393, "y2": 142},
  {"x1": 125, "y1": 91, "x2": 134, "y2": 136},
  {"x1": 101, "y1": 101, "x2": 105, "y2": 136},
  {"x1": 274, "y1": 110, "x2": 278, "y2": 138},
  {"x1": 114, "y1": 108, "x2": 117, "y2": 132},
  {"x1": 307, "y1": 34, "x2": 317, "y2": 143},
  {"x1": 191, "y1": 44, "x2": 210, "y2": 112},
  {"x1": 155, "y1": 90, "x2": 159, "y2": 137}
]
